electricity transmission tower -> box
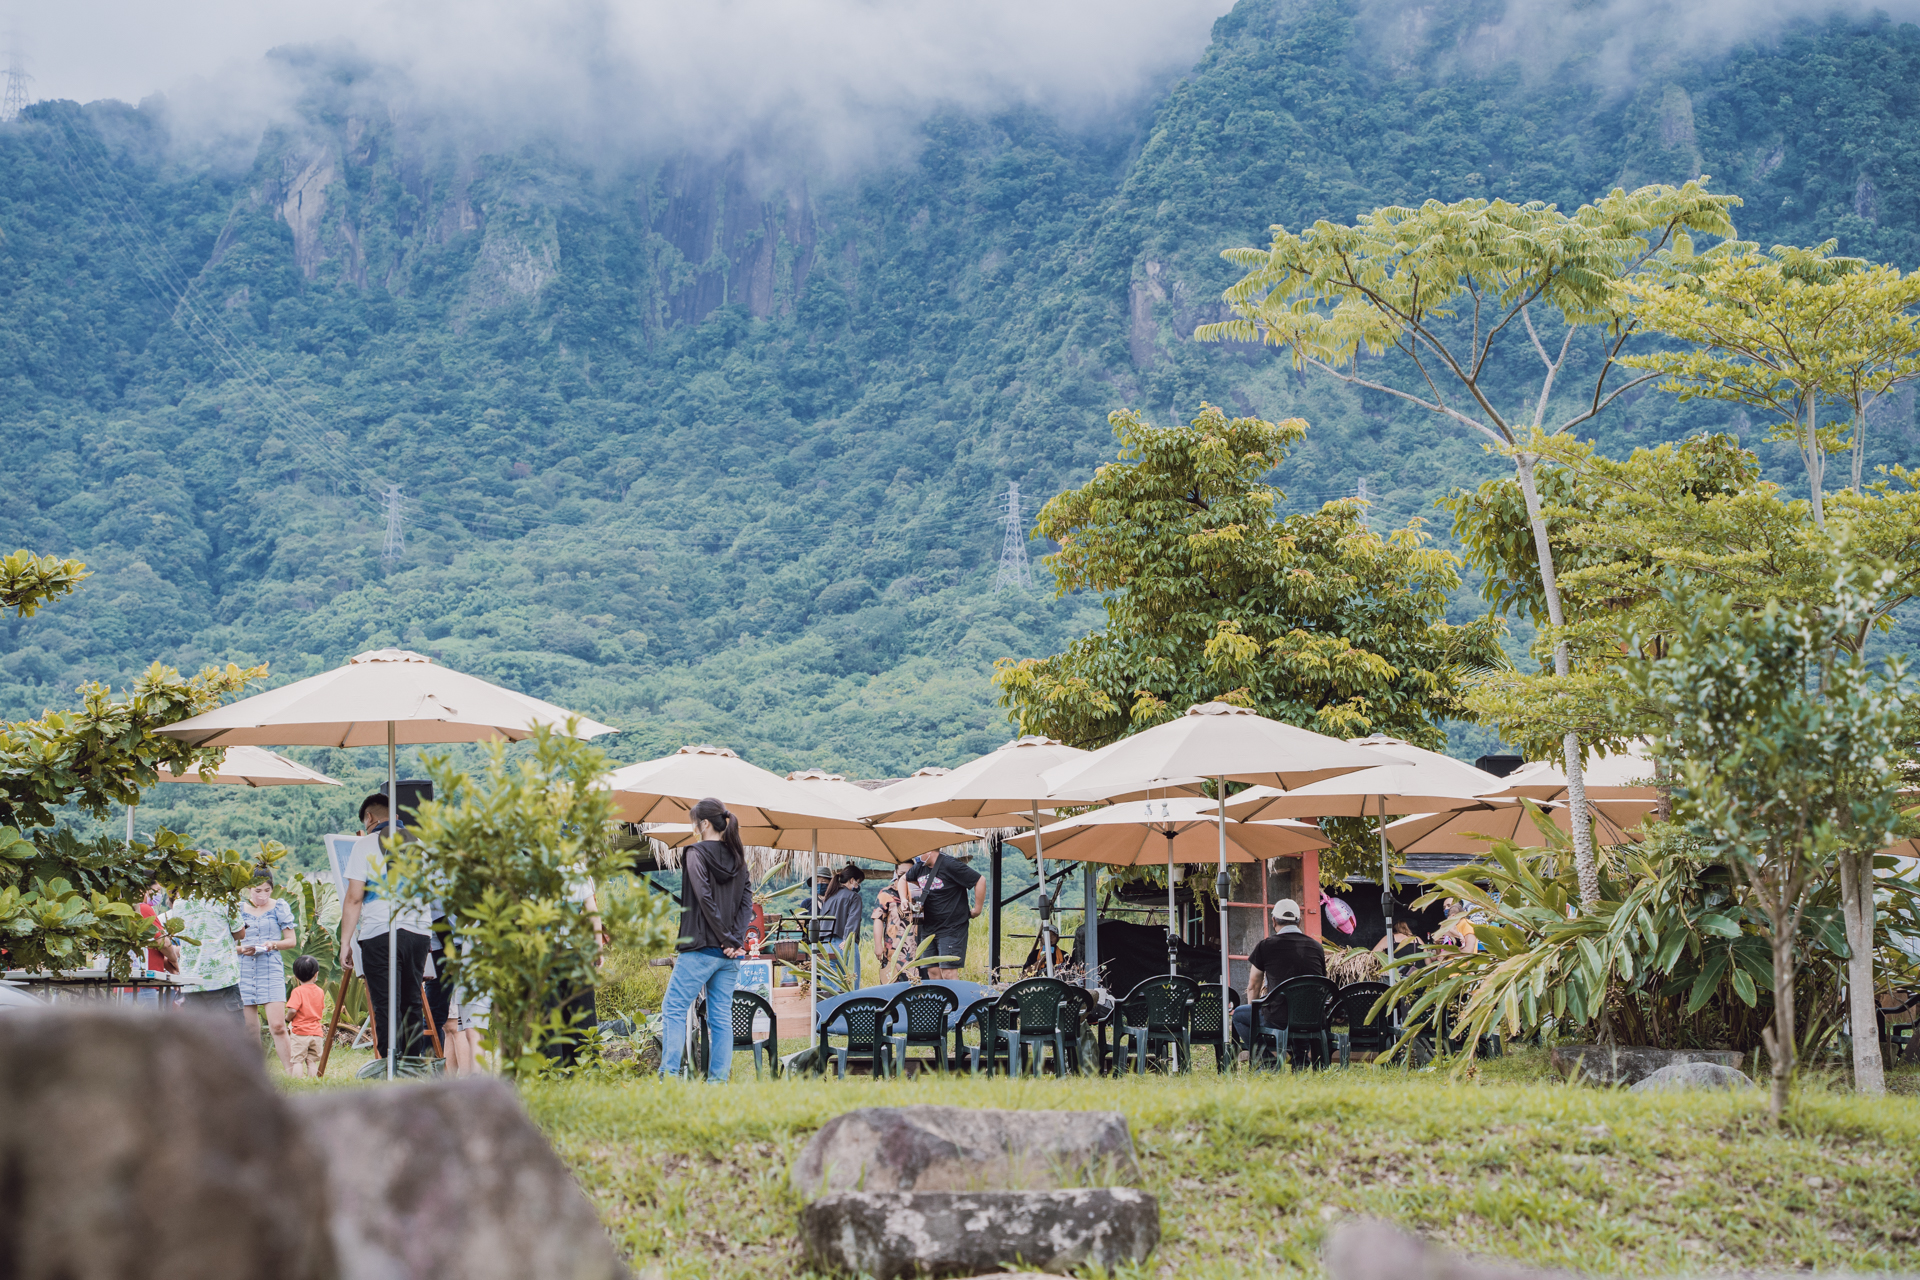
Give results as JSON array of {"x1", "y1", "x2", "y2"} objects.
[
  {"x1": 381, "y1": 485, "x2": 405, "y2": 572},
  {"x1": 1, "y1": 23, "x2": 30, "y2": 124},
  {"x1": 993, "y1": 481, "x2": 1032, "y2": 592},
  {"x1": 1356, "y1": 476, "x2": 1370, "y2": 530}
]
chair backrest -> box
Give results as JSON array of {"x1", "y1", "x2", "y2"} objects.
[
  {"x1": 1333, "y1": 982, "x2": 1390, "y2": 1026},
  {"x1": 836, "y1": 997, "x2": 890, "y2": 1048},
  {"x1": 999, "y1": 977, "x2": 1071, "y2": 1033},
  {"x1": 731, "y1": 989, "x2": 777, "y2": 1046},
  {"x1": 1335, "y1": 982, "x2": 1395, "y2": 1049},
  {"x1": 1122, "y1": 975, "x2": 1197, "y2": 1031},
  {"x1": 1274, "y1": 975, "x2": 1340, "y2": 1032},
  {"x1": 1190, "y1": 983, "x2": 1235, "y2": 1040},
  {"x1": 956, "y1": 996, "x2": 1000, "y2": 1039},
  {"x1": 885, "y1": 985, "x2": 960, "y2": 1039}
]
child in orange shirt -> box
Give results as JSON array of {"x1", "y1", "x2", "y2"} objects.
[{"x1": 285, "y1": 956, "x2": 328, "y2": 1077}]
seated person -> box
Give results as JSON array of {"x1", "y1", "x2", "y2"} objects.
[
  {"x1": 1432, "y1": 899, "x2": 1479, "y2": 952},
  {"x1": 1231, "y1": 898, "x2": 1327, "y2": 1046},
  {"x1": 1372, "y1": 920, "x2": 1422, "y2": 954}
]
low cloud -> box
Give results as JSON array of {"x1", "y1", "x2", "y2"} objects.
[
  {"x1": 32, "y1": 0, "x2": 1229, "y2": 166},
  {"x1": 1360, "y1": 0, "x2": 1920, "y2": 89}
]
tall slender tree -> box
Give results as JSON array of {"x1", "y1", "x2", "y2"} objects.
[
  {"x1": 1198, "y1": 182, "x2": 1740, "y2": 907},
  {"x1": 1625, "y1": 243, "x2": 1920, "y2": 1094}
]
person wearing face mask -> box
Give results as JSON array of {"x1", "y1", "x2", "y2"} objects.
[
  {"x1": 236, "y1": 870, "x2": 298, "y2": 1073},
  {"x1": 659, "y1": 797, "x2": 753, "y2": 1082}
]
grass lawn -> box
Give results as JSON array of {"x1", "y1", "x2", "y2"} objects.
[{"x1": 486, "y1": 1047, "x2": 1920, "y2": 1279}]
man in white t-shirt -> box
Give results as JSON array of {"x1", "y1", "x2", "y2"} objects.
[{"x1": 338, "y1": 793, "x2": 434, "y2": 1061}]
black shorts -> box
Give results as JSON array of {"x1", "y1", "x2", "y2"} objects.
[{"x1": 916, "y1": 926, "x2": 969, "y2": 972}]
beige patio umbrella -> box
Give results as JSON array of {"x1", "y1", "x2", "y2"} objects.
[
  {"x1": 1384, "y1": 798, "x2": 1641, "y2": 855},
  {"x1": 1223, "y1": 736, "x2": 1504, "y2": 965},
  {"x1": 159, "y1": 647, "x2": 616, "y2": 1079},
  {"x1": 128, "y1": 746, "x2": 344, "y2": 841},
  {"x1": 860, "y1": 736, "x2": 1092, "y2": 978},
  {"x1": 1488, "y1": 746, "x2": 1663, "y2": 825},
  {"x1": 1041, "y1": 702, "x2": 1394, "y2": 999},
  {"x1": 1006, "y1": 797, "x2": 1327, "y2": 982},
  {"x1": 157, "y1": 744, "x2": 344, "y2": 787},
  {"x1": 601, "y1": 746, "x2": 870, "y2": 834}
]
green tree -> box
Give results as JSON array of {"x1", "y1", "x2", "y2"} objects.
[
  {"x1": 1622, "y1": 241, "x2": 1920, "y2": 519},
  {"x1": 396, "y1": 722, "x2": 672, "y2": 1076},
  {"x1": 0, "y1": 549, "x2": 270, "y2": 976},
  {"x1": 1197, "y1": 182, "x2": 1740, "y2": 907},
  {"x1": 1632, "y1": 567, "x2": 1910, "y2": 1121},
  {"x1": 994, "y1": 403, "x2": 1504, "y2": 778},
  {"x1": 1449, "y1": 438, "x2": 1920, "y2": 1093}
]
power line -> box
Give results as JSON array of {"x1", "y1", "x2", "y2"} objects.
[{"x1": 993, "y1": 481, "x2": 1033, "y2": 592}]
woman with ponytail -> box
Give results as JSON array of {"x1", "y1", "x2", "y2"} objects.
[{"x1": 660, "y1": 797, "x2": 755, "y2": 1081}]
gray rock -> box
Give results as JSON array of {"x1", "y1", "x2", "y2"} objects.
[
  {"x1": 801, "y1": 1188, "x2": 1159, "y2": 1279},
  {"x1": 293, "y1": 1077, "x2": 627, "y2": 1280},
  {"x1": 1629, "y1": 1061, "x2": 1754, "y2": 1092},
  {"x1": 1326, "y1": 1217, "x2": 1577, "y2": 1280},
  {"x1": 791, "y1": 1105, "x2": 1139, "y2": 1195},
  {"x1": 1547, "y1": 1044, "x2": 1744, "y2": 1087},
  {"x1": 0, "y1": 1007, "x2": 336, "y2": 1280}
]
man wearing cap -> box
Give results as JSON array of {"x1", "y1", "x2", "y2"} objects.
[
  {"x1": 338, "y1": 793, "x2": 433, "y2": 1062},
  {"x1": 1231, "y1": 898, "x2": 1327, "y2": 1049}
]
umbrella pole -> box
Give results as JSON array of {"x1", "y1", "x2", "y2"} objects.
[
  {"x1": 126, "y1": 804, "x2": 135, "y2": 844},
  {"x1": 1032, "y1": 802, "x2": 1054, "y2": 978},
  {"x1": 1380, "y1": 794, "x2": 1394, "y2": 970},
  {"x1": 386, "y1": 721, "x2": 398, "y2": 1083},
  {"x1": 1166, "y1": 830, "x2": 1178, "y2": 977},
  {"x1": 810, "y1": 831, "x2": 818, "y2": 1029},
  {"x1": 1083, "y1": 862, "x2": 1098, "y2": 991},
  {"x1": 1216, "y1": 776, "x2": 1230, "y2": 1001}
]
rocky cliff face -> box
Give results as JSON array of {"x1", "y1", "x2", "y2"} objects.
[{"x1": 229, "y1": 108, "x2": 830, "y2": 337}]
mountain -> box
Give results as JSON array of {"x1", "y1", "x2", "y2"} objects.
[{"x1": 7, "y1": 0, "x2": 1920, "y2": 854}]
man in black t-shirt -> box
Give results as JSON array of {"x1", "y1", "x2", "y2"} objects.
[
  {"x1": 903, "y1": 849, "x2": 984, "y2": 979},
  {"x1": 1231, "y1": 898, "x2": 1327, "y2": 1047}
]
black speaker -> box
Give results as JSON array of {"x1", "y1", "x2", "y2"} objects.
[{"x1": 378, "y1": 779, "x2": 434, "y2": 823}]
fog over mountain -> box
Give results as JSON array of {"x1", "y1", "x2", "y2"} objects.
[{"x1": 25, "y1": 0, "x2": 1229, "y2": 164}]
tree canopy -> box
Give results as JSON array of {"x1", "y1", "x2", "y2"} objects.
[{"x1": 994, "y1": 404, "x2": 1504, "y2": 749}]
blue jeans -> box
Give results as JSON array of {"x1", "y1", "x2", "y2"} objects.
[{"x1": 661, "y1": 947, "x2": 739, "y2": 1082}]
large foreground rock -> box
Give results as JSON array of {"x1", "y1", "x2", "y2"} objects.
[
  {"x1": 294, "y1": 1077, "x2": 628, "y2": 1280},
  {"x1": 1548, "y1": 1045, "x2": 1744, "y2": 1087},
  {"x1": 792, "y1": 1105, "x2": 1139, "y2": 1194},
  {"x1": 1629, "y1": 1061, "x2": 1755, "y2": 1092},
  {"x1": 801, "y1": 1188, "x2": 1159, "y2": 1279},
  {"x1": 0, "y1": 1008, "x2": 335, "y2": 1280}
]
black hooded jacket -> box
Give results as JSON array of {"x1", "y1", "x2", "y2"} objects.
[{"x1": 676, "y1": 839, "x2": 754, "y2": 952}]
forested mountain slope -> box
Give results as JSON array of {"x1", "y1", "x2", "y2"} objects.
[{"x1": 7, "y1": 0, "x2": 1920, "y2": 843}]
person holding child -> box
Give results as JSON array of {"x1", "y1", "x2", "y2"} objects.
[{"x1": 236, "y1": 871, "x2": 298, "y2": 1073}]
